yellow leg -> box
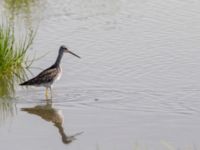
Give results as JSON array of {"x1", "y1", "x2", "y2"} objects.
[
  {"x1": 50, "y1": 87, "x2": 53, "y2": 99},
  {"x1": 45, "y1": 88, "x2": 48, "y2": 99}
]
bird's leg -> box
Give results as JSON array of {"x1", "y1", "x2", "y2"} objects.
[
  {"x1": 50, "y1": 87, "x2": 53, "y2": 99},
  {"x1": 45, "y1": 87, "x2": 49, "y2": 99}
]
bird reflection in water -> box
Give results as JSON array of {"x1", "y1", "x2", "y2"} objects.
[{"x1": 21, "y1": 100, "x2": 83, "y2": 144}]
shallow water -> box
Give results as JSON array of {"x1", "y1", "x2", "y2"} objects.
[{"x1": 1, "y1": 0, "x2": 200, "y2": 149}]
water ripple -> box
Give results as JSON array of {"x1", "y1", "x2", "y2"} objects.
[{"x1": 17, "y1": 87, "x2": 200, "y2": 116}]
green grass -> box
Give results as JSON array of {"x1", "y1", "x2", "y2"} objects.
[
  {"x1": 0, "y1": 22, "x2": 35, "y2": 98},
  {"x1": 0, "y1": 23, "x2": 34, "y2": 74}
]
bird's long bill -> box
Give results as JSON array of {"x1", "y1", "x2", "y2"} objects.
[{"x1": 68, "y1": 50, "x2": 81, "y2": 58}]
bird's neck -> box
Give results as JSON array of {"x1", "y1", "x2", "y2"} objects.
[{"x1": 54, "y1": 51, "x2": 64, "y2": 67}]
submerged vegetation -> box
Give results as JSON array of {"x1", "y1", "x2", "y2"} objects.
[
  {"x1": 0, "y1": 98, "x2": 16, "y2": 123},
  {"x1": 4, "y1": 0, "x2": 39, "y2": 14},
  {"x1": 3, "y1": 0, "x2": 43, "y2": 29},
  {"x1": 0, "y1": 23, "x2": 35, "y2": 98}
]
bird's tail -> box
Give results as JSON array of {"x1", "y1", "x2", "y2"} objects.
[
  {"x1": 19, "y1": 81, "x2": 28, "y2": 86},
  {"x1": 19, "y1": 80, "x2": 33, "y2": 86}
]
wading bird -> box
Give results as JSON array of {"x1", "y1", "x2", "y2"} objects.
[{"x1": 20, "y1": 45, "x2": 80, "y2": 99}]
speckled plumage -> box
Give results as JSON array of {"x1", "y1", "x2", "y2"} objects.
[{"x1": 20, "y1": 66, "x2": 61, "y2": 87}]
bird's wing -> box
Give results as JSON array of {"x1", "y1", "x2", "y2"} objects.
[{"x1": 20, "y1": 68, "x2": 59, "y2": 85}]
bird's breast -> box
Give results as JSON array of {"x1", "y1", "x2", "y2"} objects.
[{"x1": 56, "y1": 67, "x2": 62, "y2": 81}]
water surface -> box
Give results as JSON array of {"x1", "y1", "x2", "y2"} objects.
[{"x1": 1, "y1": 0, "x2": 200, "y2": 150}]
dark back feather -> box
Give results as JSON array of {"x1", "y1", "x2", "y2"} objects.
[{"x1": 20, "y1": 66, "x2": 60, "y2": 86}]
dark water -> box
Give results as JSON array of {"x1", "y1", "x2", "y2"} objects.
[{"x1": 1, "y1": 0, "x2": 200, "y2": 149}]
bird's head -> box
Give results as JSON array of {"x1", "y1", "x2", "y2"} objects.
[{"x1": 60, "y1": 45, "x2": 81, "y2": 58}]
